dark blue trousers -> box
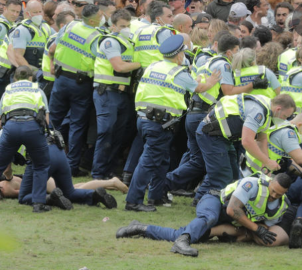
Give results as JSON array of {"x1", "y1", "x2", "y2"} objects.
[
  {"x1": 146, "y1": 194, "x2": 221, "y2": 243},
  {"x1": 287, "y1": 177, "x2": 302, "y2": 218},
  {"x1": 126, "y1": 118, "x2": 174, "y2": 204},
  {"x1": 194, "y1": 121, "x2": 238, "y2": 200},
  {"x1": 19, "y1": 144, "x2": 94, "y2": 205},
  {"x1": 49, "y1": 75, "x2": 93, "y2": 171},
  {"x1": 123, "y1": 133, "x2": 144, "y2": 173},
  {"x1": 165, "y1": 112, "x2": 207, "y2": 191},
  {"x1": 0, "y1": 120, "x2": 50, "y2": 203},
  {"x1": 92, "y1": 89, "x2": 129, "y2": 178}
]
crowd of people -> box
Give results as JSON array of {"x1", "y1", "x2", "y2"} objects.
[{"x1": 1, "y1": 0, "x2": 302, "y2": 257}]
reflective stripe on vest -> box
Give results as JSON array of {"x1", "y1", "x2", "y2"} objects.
[{"x1": 2, "y1": 102, "x2": 38, "y2": 113}]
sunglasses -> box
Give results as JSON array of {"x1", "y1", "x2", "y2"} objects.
[{"x1": 71, "y1": 1, "x2": 87, "y2": 7}]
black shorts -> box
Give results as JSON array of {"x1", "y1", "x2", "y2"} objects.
[{"x1": 276, "y1": 205, "x2": 298, "y2": 237}]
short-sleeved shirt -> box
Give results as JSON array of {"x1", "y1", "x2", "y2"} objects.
[
  {"x1": 232, "y1": 177, "x2": 282, "y2": 226},
  {"x1": 0, "y1": 15, "x2": 11, "y2": 41},
  {"x1": 270, "y1": 124, "x2": 301, "y2": 154},
  {"x1": 209, "y1": 58, "x2": 234, "y2": 86},
  {"x1": 12, "y1": 24, "x2": 33, "y2": 49},
  {"x1": 196, "y1": 54, "x2": 212, "y2": 69},
  {"x1": 174, "y1": 69, "x2": 197, "y2": 93},
  {"x1": 243, "y1": 100, "x2": 266, "y2": 133},
  {"x1": 291, "y1": 72, "x2": 302, "y2": 86},
  {"x1": 266, "y1": 67, "x2": 280, "y2": 90},
  {"x1": 55, "y1": 21, "x2": 98, "y2": 57},
  {"x1": 156, "y1": 27, "x2": 173, "y2": 45}
]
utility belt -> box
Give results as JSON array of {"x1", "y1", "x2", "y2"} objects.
[
  {"x1": 189, "y1": 99, "x2": 211, "y2": 114},
  {"x1": 54, "y1": 65, "x2": 93, "y2": 85},
  {"x1": 208, "y1": 189, "x2": 221, "y2": 198},
  {"x1": 1, "y1": 108, "x2": 46, "y2": 130},
  {"x1": 95, "y1": 83, "x2": 130, "y2": 95},
  {"x1": 138, "y1": 107, "x2": 180, "y2": 132}
]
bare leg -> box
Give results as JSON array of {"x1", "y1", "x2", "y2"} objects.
[
  {"x1": 74, "y1": 177, "x2": 128, "y2": 193},
  {"x1": 47, "y1": 177, "x2": 56, "y2": 193},
  {"x1": 210, "y1": 224, "x2": 252, "y2": 242},
  {"x1": 3, "y1": 163, "x2": 13, "y2": 180},
  {"x1": 252, "y1": 225, "x2": 289, "y2": 247}
]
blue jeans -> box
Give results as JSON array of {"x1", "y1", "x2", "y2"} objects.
[
  {"x1": 19, "y1": 144, "x2": 94, "y2": 205},
  {"x1": 92, "y1": 89, "x2": 130, "y2": 178},
  {"x1": 165, "y1": 112, "x2": 207, "y2": 191},
  {"x1": 126, "y1": 118, "x2": 174, "y2": 204},
  {"x1": 194, "y1": 121, "x2": 238, "y2": 200},
  {"x1": 49, "y1": 75, "x2": 93, "y2": 170},
  {"x1": 1, "y1": 120, "x2": 50, "y2": 203},
  {"x1": 146, "y1": 194, "x2": 221, "y2": 243}
]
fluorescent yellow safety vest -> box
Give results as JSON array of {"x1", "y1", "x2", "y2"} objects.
[
  {"x1": 135, "y1": 60, "x2": 187, "y2": 117},
  {"x1": 281, "y1": 66, "x2": 302, "y2": 113},
  {"x1": 214, "y1": 94, "x2": 271, "y2": 140},
  {"x1": 0, "y1": 17, "x2": 12, "y2": 69},
  {"x1": 234, "y1": 66, "x2": 277, "y2": 99},
  {"x1": 278, "y1": 47, "x2": 297, "y2": 82},
  {"x1": 191, "y1": 48, "x2": 217, "y2": 78},
  {"x1": 220, "y1": 177, "x2": 289, "y2": 223},
  {"x1": 42, "y1": 33, "x2": 57, "y2": 82},
  {"x1": 54, "y1": 21, "x2": 100, "y2": 78},
  {"x1": 246, "y1": 122, "x2": 300, "y2": 173},
  {"x1": 94, "y1": 33, "x2": 134, "y2": 85},
  {"x1": 2, "y1": 80, "x2": 45, "y2": 114}
]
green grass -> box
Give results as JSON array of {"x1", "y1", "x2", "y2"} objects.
[{"x1": 1, "y1": 166, "x2": 302, "y2": 270}]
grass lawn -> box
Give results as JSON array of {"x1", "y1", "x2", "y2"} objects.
[{"x1": 1, "y1": 166, "x2": 302, "y2": 270}]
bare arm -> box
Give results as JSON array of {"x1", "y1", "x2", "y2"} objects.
[
  {"x1": 109, "y1": 56, "x2": 141, "y2": 73},
  {"x1": 226, "y1": 195, "x2": 258, "y2": 232},
  {"x1": 6, "y1": 44, "x2": 19, "y2": 67},
  {"x1": 289, "y1": 148, "x2": 302, "y2": 165},
  {"x1": 221, "y1": 83, "x2": 253, "y2": 96},
  {"x1": 242, "y1": 127, "x2": 280, "y2": 171},
  {"x1": 14, "y1": 48, "x2": 29, "y2": 67},
  {"x1": 274, "y1": 86, "x2": 281, "y2": 96}
]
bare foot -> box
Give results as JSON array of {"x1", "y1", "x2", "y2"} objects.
[{"x1": 112, "y1": 177, "x2": 128, "y2": 194}]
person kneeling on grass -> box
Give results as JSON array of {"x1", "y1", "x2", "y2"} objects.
[{"x1": 116, "y1": 173, "x2": 291, "y2": 257}]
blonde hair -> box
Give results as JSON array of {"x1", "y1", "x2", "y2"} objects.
[
  {"x1": 190, "y1": 27, "x2": 209, "y2": 47},
  {"x1": 232, "y1": 48, "x2": 256, "y2": 71},
  {"x1": 209, "y1": 19, "x2": 228, "y2": 36}
]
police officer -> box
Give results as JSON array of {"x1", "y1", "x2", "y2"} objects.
[
  {"x1": 12, "y1": 0, "x2": 53, "y2": 71},
  {"x1": 125, "y1": 34, "x2": 220, "y2": 212},
  {"x1": 0, "y1": 0, "x2": 22, "y2": 97},
  {"x1": 117, "y1": 173, "x2": 291, "y2": 256},
  {"x1": 193, "y1": 93, "x2": 295, "y2": 203},
  {"x1": 0, "y1": 65, "x2": 50, "y2": 213},
  {"x1": 246, "y1": 113, "x2": 302, "y2": 174},
  {"x1": 18, "y1": 131, "x2": 118, "y2": 210},
  {"x1": 97, "y1": 0, "x2": 116, "y2": 35},
  {"x1": 40, "y1": 10, "x2": 75, "y2": 101},
  {"x1": 48, "y1": 5, "x2": 101, "y2": 177},
  {"x1": 281, "y1": 46, "x2": 302, "y2": 113},
  {"x1": 164, "y1": 34, "x2": 268, "y2": 197}
]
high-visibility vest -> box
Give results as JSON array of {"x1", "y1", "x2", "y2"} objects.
[{"x1": 135, "y1": 60, "x2": 187, "y2": 117}]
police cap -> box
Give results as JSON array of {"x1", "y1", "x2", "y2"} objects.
[{"x1": 159, "y1": 35, "x2": 187, "y2": 58}]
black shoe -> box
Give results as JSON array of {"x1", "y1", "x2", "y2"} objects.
[
  {"x1": 72, "y1": 168, "x2": 89, "y2": 177},
  {"x1": 92, "y1": 187, "x2": 117, "y2": 209},
  {"x1": 48, "y1": 188, "x2": 73, "y2": 210},
  {"x1": 170, "y1": 234, "x2": 198, "y2": 257},
  {"x1": 125, "y1": 202, "x2": 156, "y2": 212},
  {"x1": 122, "y1": 171, "x2": 133, "y2": 186},
  {"x1": 191, "y1": 198, "x2": 199, "y2": 207},
  {"x1": 170, "y1": 189, "x2": 195, "y2": 198},
  {"x1": 32, "y1": 203, "x2": 52, "y2": 213},
  {"x1": 116, "y1": 221, "x2": 148, "y2": 238},
  {"x1": 289, "y1": 218, "x2": 302, "y2": 248}
]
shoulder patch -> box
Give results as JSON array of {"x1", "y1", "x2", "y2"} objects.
[
  {"x1": 242, "y1": 181, "x2": 253, "y2": 192},
  {"x1": 104, "y1": 40, "x2": 112, "y2": 49},
  {"x1": 13, "y1": 29, "x2": 20, "y2": 38},
  {"x1": 224, "y1": 63, "x2": 231, "y2": 72},
  {"x1": 288, "y1": 130, "x2": 297, "y2": 139},
  {"x1": 254, "y1": 113, "x2": 263, "y2": 124}
]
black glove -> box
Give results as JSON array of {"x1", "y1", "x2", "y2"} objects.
[
  {"x1": 254, "y1": 225, "x2": 277, "y2": 244},
  {"x1": 252, "y1": 75, "x2": 268, "y2": 89}
]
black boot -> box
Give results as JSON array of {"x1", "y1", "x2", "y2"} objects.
[
  {"x1": 32, "y1": 203, "x2": 52, "y2": 213},
  {"x1": 116, "y1": 220, "x2": 148, "y2": 238},
  {"x1": 289, "y1": 218, "x2": 302, "y2": 248},
  {"x1": 47, "y1": 188, "x2": 73, "y2": 210},
  {"x1": 92, "y1": 187, "x2": 117, "y2": 209},
  {"x1": 170, "y1": 234, "x2": 198, "y2": 257},
  {"x1": 122, "y1": 171, "x2": 133, "y2": 186}
]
